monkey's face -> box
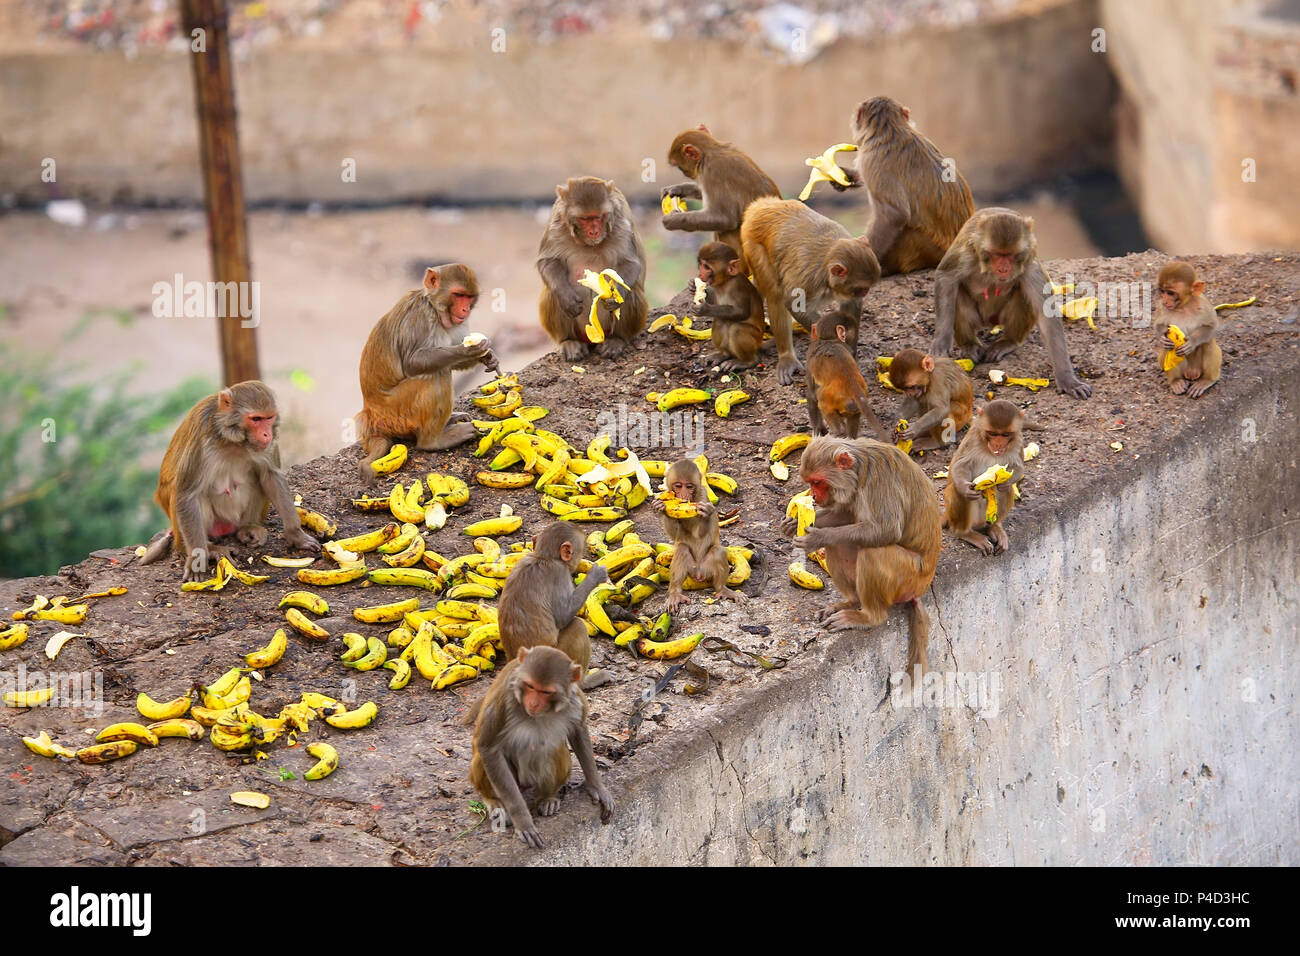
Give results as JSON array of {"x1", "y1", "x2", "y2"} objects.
[
  {"x1": 983, "y1": 428, "x2": 1015, "y2": 456},
  {"x1": 519, "y1": 677, "x2": 559, "y2": 716},
  {"x1": 668, "y1": 476, "x2": 698, "y2": 502},
  {"x1": 243, "y1": 410, "x2": 277, "y2": 451},
  {"x1": 570, "y1": 208, "x2": 609, "y2": 246},
  {"x1": 697, "y1": 259, "x2": 716, "y2": 283},
  {"x1": 441, "y1": 287, "x2": 479, "y2": 328},
  {"x1": 1158, "y1": 282, "x2": 1187, "y2": 311},
  {"x1": 806, "y1": 472, "x2": 832, "y2": 506},
  {"x1": 903, "y1": 377, "x2": 927, "y2": 400},
  {"x1": 981, "y1": 247, "x2": 1026, "y2": 283}
]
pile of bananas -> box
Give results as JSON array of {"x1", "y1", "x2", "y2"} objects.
[{"x1": 351, "y1": 471, "x2": 471, "y2": 533}]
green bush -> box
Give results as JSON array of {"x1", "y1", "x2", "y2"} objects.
[{"x1": 0, "y1": 335, "x2": 213, "y2": 578}]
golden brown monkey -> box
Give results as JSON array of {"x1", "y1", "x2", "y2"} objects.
[
  {"x1": 1154, "y1": 260, "x2": 1221, "y2": 399},
  {"x1": 468, "y1": 646, "x2": 613, "y2": 850},
  {"x1": 694, "y1": 241, "x2": 766, "y2": 371},
  {"x1": 741, "y1": 197, "x2": 881, "y2": 386},
  {"x1": 139, "y1": 381, "x2": 321, "y2": 580},
  {"x1": 807, "y1": 312, "x2": 889, "y2": 441},
  {"x1": 836, "y1": 96, "x2": 974, "y2": 274},
  {"x1": 944, "y1": 400, "x2": 1026, "y2": 555},
  {"x1": 537, "y1": 177, "x2": 647, "y2": 362},
  {"x1": 888, "y1": 348, "x2": 974, "y2": 448},
  {"x1": 356, "y1": 265, "x2": 496, "y2": 481},
  {"x1": 933, "y1": 208, "x2": 1091, "y2": 399},
  {"x1": 785, "y1": 436, "x2": 940, "y2": 679},
  {"x1": 662, "y1": 125, "x2": 781, "y2": 267},
  {"x1": 654, "y1": 459, "x2": 743, "y2": 612},
  {"x1": 498, "y1": 523, "x2": 610, "y2": 680}
]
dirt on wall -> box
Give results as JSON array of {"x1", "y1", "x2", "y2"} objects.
[{"x1": 0, "y1": 250, "x2": 1295, "y2": 865}]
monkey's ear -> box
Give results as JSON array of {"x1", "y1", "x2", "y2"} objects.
[
  {"x1": 517, "y1": 646, "x2": 530, "y2": 663},
  {"x1": 829, "y1": 263, "x2": 848, "y2": 278},
  {"x1": 1022, "y1": 217, "x2": 1035, "y2": 234},
  {"x1": 570, "y1": 663, "x2": 583, "y2": 686},
  {"x1": 921, "y1": 355, "x2": 935, "y2": 372},
  {"x1": 901, "y1": 106, "x2": 912, "y2": 121},
  {"x1": 555, "y1": 184, "x2": 568, "y2": 201},
  {"x1": 726, "y1": 259, "x2": 741, "y2": 275},
  {"x1": 1192, "y1": 280, "x2": 1205, "y2": 295},
  {"x1": 559, "y1": 541, "x2": 574, "y2": 562},
  {"x1": 217, "y1": 388, "x2": 234, "y2": 412},
  {"x1": 855, "y1": 235, "x2": 873, "y2": 249},
  {"x1": 834, "y1": 451, "x2": 855, "y2": 470},
  {"x1": 683, "y1": 144, "x2": 701, "y2": 162},
  {"x1": 423, "y1": 268, "x2": 440, "y2": 291},
  {"x1": 835, "y1": 324, "x2": 848, "y2": 342}
]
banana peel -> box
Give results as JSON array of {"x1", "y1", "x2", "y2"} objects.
[
  {"x1": 798, "y1": 143, "x2": 857, "y2": 201},
  {"x1": 1162, "y1": 325, "x2": 1186, "y2": 372},
  {"x1": 577, "y1": 268, "x2": 630, "y2": 344},
  {"x1": 972, "y1": 464, "x2": 1014, "y2": 525}
]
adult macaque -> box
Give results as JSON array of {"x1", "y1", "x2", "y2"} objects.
[
  {"x1": 944, "y1": 400, "x2": 1025, "y2": 555},
  {"x1": 468, "y1": 646, "x2": 613, "y2": 850},
  {"x1": 662, "y1": 126, "x2": 781, "y2": 264},
  {"x1": 888, "y1": 348, "x2": 974, "y2": 448},
  {"x1": 836, "y1": 96, "x2": 974, "y2": 275},
  {"x1": 537, "y1": 176, "x2": 647, "y2": 362},
  {"x1": 139, "y1": 381, "x2": 321, "y2": 580},
  {"x1": 653, "y1": 459, "x2": 743, "y2": 612},
  {"x1": 357, "y1": 265, "x2": 495, "y2": 480},
  {"x1": 694, "y1": 241, "x2": 766, "y2": 371},
  {"x1": 741, "y1": 198, "x2": 881, "y2": 385},
  {"x1": 784, "y1": 437, "x2": 940, "y2": 678},
  {"x1": 498, "y1": 523, "x2": 610, "y2": 683},
  {"x1": 932, "y1": 208, "x2": 1092, "y2": 399},
  {"x1": 1155, "y1": 260, "x2": 1221, "y2": 398},
  {"x1": 807, "y1": 312, "x2": 888, "y2": 441}
]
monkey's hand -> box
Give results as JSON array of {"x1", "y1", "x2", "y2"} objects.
[
  {"x1": 894, "y1": 421, "x2": 912, "y2": 441},
  {"x1": 776, "y1": 353, "x2": 805, "y2": 386},
  {"x1": 461, "y1": 337, "x2": 492, "y2": 360},
  {"x1": 780, "y1": 515, "x2": 798, "y2": 538},
  {"x1": 1160, "y1": 335, "x2": 1176, "y2": 352},
  {"x1": 1174, "y1": 342, "x2": 1195, "y2": 356},
  {"x1": 694, "y1": 501, "x2": 715, "y2": 520},
  {"x1": 555, "y1": 285, "x2": 587, "y2": 318},
  {"x1": 585, "y1": 562, "x2": 610, "y2": 586},
  {"x1": 285, "y1": 526, "x2": 323, "y2": 553},
  {"x1": 959, "y1": 480, "x2": 983, "y2": 501},
  {"x1": 797, "y1": 527, "x2": 832, "y2": 551},
  {"x1": 651, "y1": 497, "x2": 668, "y2": 515},
  {"x1": 586, "y1": 782, "x2": 614, "y2": 824},
  {"x1": 1056, "y1": 373, "x2": 1093, "y2": 399},
  {"x1": 830, "y1": 168, "x2": 864, "y2": 191}
]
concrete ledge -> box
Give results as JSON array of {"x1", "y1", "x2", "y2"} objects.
[{"x1": 469, "y1": 369, "x2": 1298, "y2": 865}]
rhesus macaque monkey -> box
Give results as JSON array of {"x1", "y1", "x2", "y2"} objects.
[
  {"x1": 741, "y1": 198, "x2": 882, "y2": 386},
  {"x1": 888, "y1": 348, "x2": 974, "y2": 448},
  {"x1": 140, "y1": 381, "x2": 321, "y2": 581},
  {"x1": 694, "y1": 241, "x2": 766, "y2": 371},
  {"x1": 653, "y1": 459, "x2": 744, "y2": 612},
  {"x1": 662, "y1": 126, "x2": 781, "y2": 266},
  {"x1": 807, "y1": 312, "x2": 889, "y2": 441},
  {"x1": 836, "y1": 96, "x2": 974, "y2": 275},
  {"x1": 944, "y1": 400, "x2": 1025, "y2": 555},
  {"x1": 468, "y1": 646, "x2": 613, "y2": 850},
  {"x1": 498, "y1": 523, "x2": 610, "y2": 682},
  {"x1": 356, "y1": 265, "x2": 495, "y2": 480},
  {"x1": 932, "y1": 208, "x2": 1092, "y2": 399},
  {"x1": 537, "y1": 176, "x2": 647, "y2": 362},
  {"x1": 1154, "y1": 260, "x2": 1221, "y2": 398},
  {"x1": 784, "y1": 437, "x2": 941, "y2": 679}
]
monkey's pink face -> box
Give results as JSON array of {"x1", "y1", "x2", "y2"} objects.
[
  {"x1": 984, "y1": 431, "x2": 1013, "y2": 456},
  {"x1": 669, "y1": 478, "x2": 696, "y2": 501},
  {"x1": 806, "y1": 474, "x2": 831, "y2": 506},
  {"x1": 522, "y1": 679, "x2": 558, "y2": 716},
  {"x1": 441, "y1": 289, "x2": 478, "y2": 327},
  {"x1": 244, "y1": 412, "x2": 276, "y2": 450},
  {"x1": 984, "y1": 250, "x2": 1023, "y2": 283},
  {"x1": 572, "y1": 212, "x2": 608, "y2": 246},
  {"x1": 697, "y1": 260, "x2": 715, "y2": 283}
]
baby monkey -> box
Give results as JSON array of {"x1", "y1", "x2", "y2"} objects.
[
  {"x1": 807, "y1": 311, "x2": 889, "y2": 441},
  {"x1": 944, "y1": 400, "x2": 1025, "y2": 555},
  {"x1": 1155, "y1": 260, "x2": 1221, "y2": 398},
  {"x1": 654, "y1": 459, "x2": 744, "y2": 612},
  {"x1": 888, "y1": 348, "x2": 974, "y2": 448},
  {"x1": 695, "y1": 241, "x2": 767, "y2": 371}
]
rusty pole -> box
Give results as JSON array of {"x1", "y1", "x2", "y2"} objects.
[{"x1": 180, "y1": 0, "x2": 260, "y2": 385}]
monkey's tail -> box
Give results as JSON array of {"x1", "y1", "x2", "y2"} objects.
[
  {"x1": 905, "y1": 598, "x2": 930, "y2": 681},
  {"x1": 461, "y1": 698, "x2": 484, "y2": 727},
  {"x1": 137, "y1": 530, "x2": 173, "y2": 566}
]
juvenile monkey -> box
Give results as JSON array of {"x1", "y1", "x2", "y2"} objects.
[
  {"x1": 836, "y1": 96, "x2": 974, "y2": 275},
  {"x1": 944, "y1": 400, "x2": 1025, "y2": 555},
  {"x1": 1154, "y1": 261, "x2": 1221, "y2": 398},
  {"x1": 933, "y1": 208, "x2": 1091, "y2": 399},
  {"x1": 468, "y1": 646, "x2": 613, "y2": 850},
  {"x1": 140, "y1": 381, "x2": 320, "y2": 580},
  {"x1": 498, "y1": 523, "x2": 610, "y2": 680},
  {"x1": 537, "y1": 177, "x2": 647, "y2": 362},
  {"x1": 662, "y1": 126, "x2": 781, "y2": 268},
  {"x1": 741, "y1": 197, "x2": 881, "y2": 385},
  {"x1": 653, "y1": 459, "x2": 743, "y2": 612},
  {"x1": 785, "y1": 437, "x2": 940, "y2": 679},
  {"x1": 807, "y1": 312, "x2": 889, "y2": 441},
  {"x1": 888, "y1": 348, "x2": 974, "y2": 448},
  {"x1": 357, "y1": 265, "x2": 495, "y2": 480},
  {"x1": 694, "y1": 241, "x2": 766, "y2": 371}
]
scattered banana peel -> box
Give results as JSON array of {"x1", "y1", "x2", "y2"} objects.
[
  {"x1": 972, "y1": 464, "x2": 1014, "y2": 525},
  {"x1": 1214, "y1": 295, "x2": 1256, "y2": 311},
  {"x1": 1062, "y1": 296, "x2": 1098, "y2": 330},
  {"x1": 1162, "y1": 325, "x2": 1186, "y2": 372},
  {"x1": 799, "y1": 142, "x2": 857, "y2": 201},
  {"x1": 1023, "y1": 442, "x2": 1041, "y2": 462},
  {"x1": 44, "y1": 631, "x2": 83, "y2": 661},
  {"x1": 577, "y1": 268, "x2": 629, "y2": 344},
  {"x1": 987, "y1": 370, "x2": 1050, "y2": 391},
  {"x1": 700, "y1": 634, "x2": 786, "y2": 670}
]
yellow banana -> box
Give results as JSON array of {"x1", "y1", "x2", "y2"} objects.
[
  {"x1": 350, "y1": 495, "x2": 392, "y2": 512},
  {"x1": 1163, "y1": 324, "x2": 1186, "y2": 371},
  {"x1": 462, "y1": 623, "x2": 501, "y2": 655},
  {"x1": 376, "y1": 521, "x2": 421, "y2": 554},
  {"x1": 296, "y1": 508, "x2": 338, "y2": 538},
  {"x1": 714, "y1": 389, "x2": 750, "y2": 417},
  {"x1": 657, "y1": 492, "x2": 700, "y2": 519},
  {"x1": 31, "y1": 604, "x2": 89, "y2": 625},
  {"x1": 370, "y1": 443, "x2": 408, "y2": 474},
  {"x1": 597, "y1": 543, "x2": 655, "y2": 575},
  {"x1": 798, "y1": 142, "x2": 857, "y2": 200},
  {"x1": 5, "y1": 686, "x2": 55, "y2": 707},
  {"x1": 475, "y1": 471, "x2": 536, "y2": 489},
  {"x1": 296, "y1": 563, "x2": 367, "y2": 587},
  {"x1": 278, "y1": 591, "x2": 330, "y2": 615},
  {"x1": 325, "y1": 701, "x2": 378, "y2": 729},
  {"x1": 447, "y1": 582, "x2": 498, "y2": 600},
  {"x1": 972, "y1": 464, "x2": 1014, "y2": 524},
  {"x1": 217, "y1": 557, "x2": 269, "y2": 586},
  {"x1": 583, "y1": 583, "x2": 620, "y2": 637},
  {"x1": 96, "y1": 722, "x2": 160, "y2": 746},
  {"x1": 541, "y1": 495, "x2": 580, "y2": 516},
  {"x1": 559, "y1": 506, "x2": 628, "y2": 522},
  {"x1": 23, "y1": 731, "x2": 77, "y2": 758},
  {"x1": 635, "y1": 631, "x2": 705, "y2": 660},
  {"x1": 432, "y1": 664, "x2": 478, "y2": 690},
  {"x1": 353, "y1": 597, "x2": 422, "y2": 624},
  {"x1": 662, "y1": 194, "x2": 688, "y2": 214},
  {"x1": 367, "y1": 567, "x2": 440, "y2": 590},
  {"x1": 789, "y1": 561, "x2": 825, "y2": 590},
  {"x1": 190, "y1": 704, "x2": 235, "y2": 727},
  {"x1": 383, "y1": 657, "x2": 412, "y2": 690},
  {"x1": 345, "y1": 636, "x2": 389, "y2": 672},
  {"x1": 604, "y1": 519, "x2": 635, "y2": 544},
  {"x1": 333, "y1": 523, "x2": 402, "y2": 553},
  {"x1": 304, "y1": 742, "x2": 339, "y2": 780},
  {"x1": 148, "y1": 719, "x2": 205, "y2": 741},
  {"x1": 656, "y1": 388, "x2": 711, "y2": 412},
  {"x1": 76, "y1": 740, "x2": 139, "y2": 763},
  {"x1": 705, "y1": 472, "x2": 737, "y2": 495},
  {"x1": 463, "y1": 516, "x2": 523, "y2": 536},
  {"x1": 285, "y1": 607, "x2": 331, "y2": 641},
  {"x1": 209, "y1": 727, "x2": 255, "y2": 752},
  {"x1": 340, "y1": 632, "x2": 370, "y2": 663},
  {"x1": 770, "y1": 433, "x2": 811, "y2": 461},
  {"x1": 136, "y1": 692, "x2": 191, "y2": 721},
  {"x1": 0, "y1": 622, "x2": 30, "y2": 651}
]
